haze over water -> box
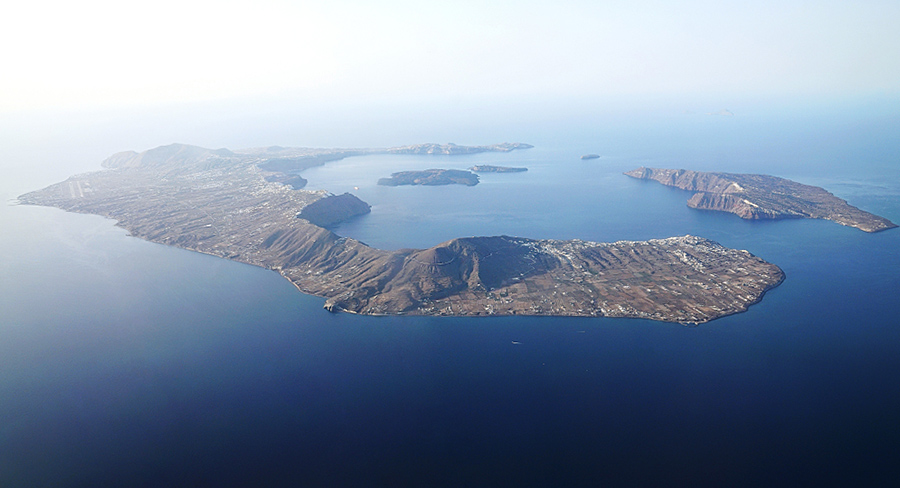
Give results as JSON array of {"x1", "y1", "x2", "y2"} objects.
[{"x1": 2, "y1": 97, "x2": 899, "y2": 486}]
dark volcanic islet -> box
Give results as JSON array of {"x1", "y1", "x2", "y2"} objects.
[
  {"x1": 18, "y1": 143, "x2": 785, "y2": 324},
  {"x1": 626, "y1": 167, "x2": 897, "y2": 233},
  {"x1": 297, "y1": 192, "x2": 371, "y2": 227}
]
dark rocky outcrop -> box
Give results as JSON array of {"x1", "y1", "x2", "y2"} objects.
[{"x1": 297, "y1": 193, "x2": 371, "y2": 227}]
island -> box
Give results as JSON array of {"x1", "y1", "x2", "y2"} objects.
[
  {"x1": 581, "y1": 154, "x2": 601, "y2": 160},
  {"x1": 625, "y1": 167, "x2": 897, "y2": 233},
  {"x1": 18, "y1": 143, "x2": 785, "y2": 324},
  {"x1": 387, "y1": 142, "x2": 533, "y2": 155},
  {"x1": 377, "y1": 169, "x2": 480, "y2": 186},
  {"x1": 468, "y1": 165, "x2": 528, "y2": 173}
]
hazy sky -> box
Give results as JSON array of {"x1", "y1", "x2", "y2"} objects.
[{"x1": 2, "y1": 0, "x2": 899, "y2": 112}]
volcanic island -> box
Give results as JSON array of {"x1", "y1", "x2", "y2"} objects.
[
  {"x1": 19, "y1": 143, "x2": 786, "y2": 324},
  {"x1": 378, "y1": 169, "x2": 480, "y2": 186},
  {"x1": 625, "y1": 167, "x2": 897, "y2": 233}
]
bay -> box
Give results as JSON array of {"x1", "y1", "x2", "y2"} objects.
[{"x1": 1, "y1": 100, "x2": 899, "y2": 486}]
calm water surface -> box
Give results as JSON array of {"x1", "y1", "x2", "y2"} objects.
[{"x1": 1, "y1": 104, "x2": 899, "y2": 486}]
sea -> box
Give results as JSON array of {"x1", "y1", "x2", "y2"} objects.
[{"x1": 1, "y1": 96, "x2": 899, "y2": 487}]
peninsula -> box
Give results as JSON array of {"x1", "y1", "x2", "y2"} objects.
[
  {"x1": 18, "y1": 144, "x2": 785, "y2": 324},
  {"x1": 625, "y1": 167, "x2": 897, "y2": 233}
]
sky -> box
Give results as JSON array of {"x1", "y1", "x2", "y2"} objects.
[{"x1": 2, "y1": 0, "x2": 899, "y2": 114}]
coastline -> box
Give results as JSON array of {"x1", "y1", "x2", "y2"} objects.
[{"x1": 18, "y1": 143, "x2": 786, "y2": 325}]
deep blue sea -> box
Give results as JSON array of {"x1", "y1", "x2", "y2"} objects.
[{"x1": 1, "y1": 98, "x2": 899, "y2": 486}]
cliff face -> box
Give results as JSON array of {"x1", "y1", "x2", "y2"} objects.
[
  {"x1": 626, "y1": 167, "x2": 897, "y2": 232},
  {"x1": 686, "y1": 193, "x2": 791, "y2": 220},
  {"x1": 626, "y1": 167, "x2": 742, "y2": 194}
]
